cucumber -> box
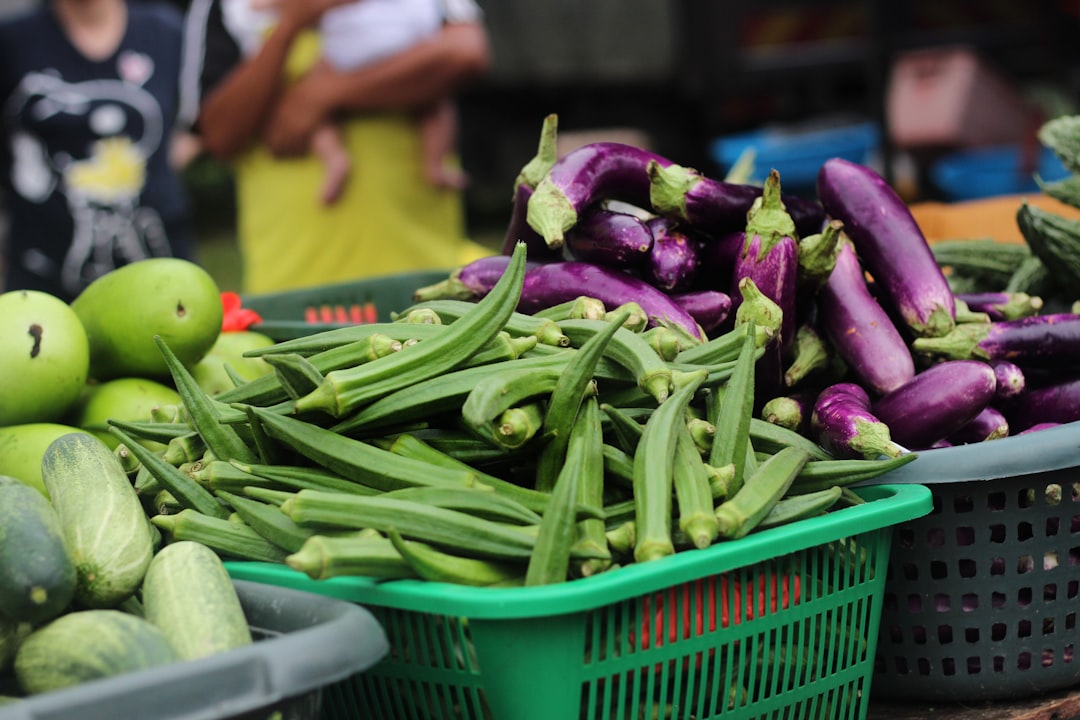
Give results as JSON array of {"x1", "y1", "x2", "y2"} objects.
[
  {"x1": 141, "y1": 541, "x2": 252, "y2": 660},
  {"x1": 0, "y1": 476, "x2": 77, "y2": 624},
  {"x1": 14, "y1": 610, "x2": 177, "y2": 695},
  {"x1": 40, "y1": 433, "x2": 154, "y2": 608}
]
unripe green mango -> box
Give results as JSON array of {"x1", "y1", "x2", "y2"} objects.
[
  {"x1": 0, "y1": 290, "x2": 90, "y2": 426},
  {"x1": 71, "y1": 258, "x2": 223, "y2": 381},
  {"x1": 191, "y1": 330, "x2": 276, "y2": 397},
  {"x1": 69, "y1": 377, "x2": 182, "y2": 451},
  {"x1": 0, "y1": 423, "x2": 92, "y2": 497}
]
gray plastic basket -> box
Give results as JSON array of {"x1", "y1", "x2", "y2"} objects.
[
  {"x1": 861, "y1": 420, "x2": 1080, "y2": 702},
  {"x1": 0, "y1": 580, "x2": 389, "y2": 720}
]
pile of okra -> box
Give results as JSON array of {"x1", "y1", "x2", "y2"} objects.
[{"x1": 110, "y1": 243, "x2": 914, "y2": 588}]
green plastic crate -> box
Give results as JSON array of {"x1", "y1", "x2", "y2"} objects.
[
  {"x1": 240, "y1": 271, "x2": 449, "y2": 341},
  {"x1": 226, "y1": 483, "x2": 931, "y2": 720}
]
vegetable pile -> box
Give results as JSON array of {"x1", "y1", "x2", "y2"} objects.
[
  {"x1": 419, "y1": 114, "x2": 1080, "y2": 453},
  {"x1": 73, "y1": 239, "x2": 912, "y2": 594}
]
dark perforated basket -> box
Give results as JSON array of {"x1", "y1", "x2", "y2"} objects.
[{"x1": 859, "y1": 421, "x2": 1080, "y2": 702}]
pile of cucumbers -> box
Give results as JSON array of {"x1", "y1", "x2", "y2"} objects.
[
  {"x1": 94, "y1": 242, "x2": 911, "y2": 590},
  {"x1": 0, "y1": 434, "x2": 252, "y2": 700}
]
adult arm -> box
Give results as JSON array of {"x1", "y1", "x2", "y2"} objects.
[
  {"x1": 187, "y1": 0, "x2": 355, "y2": 161},
  {"x1": 262, "y1": 19, "x2": 491, "y2": 157}
]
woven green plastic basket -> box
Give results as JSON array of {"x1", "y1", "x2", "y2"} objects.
[
  {"x1": 240, "y1": 271, "x2": 448, "y2": 341},
  {"x1": 226, "y1": 483, "x2": 931, "y2": 720}
]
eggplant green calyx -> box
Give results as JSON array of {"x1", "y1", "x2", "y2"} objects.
[
  {"x1": 910, "y1": 303, "x2": 960, "y2": 340},
  {"x1": 911, "y1": 323, "x2": 991, "y2": 361},
  {"x1": 411, "y1": 275, "x2": 479, "y2": 302},
  {"x1": 850, "y1": 418, "x2": 904, "y2": 460},
  {"x1": 744, "y1": 169, "x2": 797, "y2": 256},
  {"x1": 646, "y1": 160, "x2": 695, "y2": 221},
  {"x1": 514, "y1": 113, "x2": 559, "y2": 193},
  {"x1": 525, "y1": 177, "x2": 575, "y2": 249},
  {"x1": 734, "y1": 277, "x2": 783, "y2": 337},
  {"x1": 797, "y1": 219, "x2": 844, "y2": 292}
]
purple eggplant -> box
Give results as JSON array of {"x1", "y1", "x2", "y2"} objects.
[
  {"x1": 816, "y1": 237, "x2": 915, "y2": 396},
  {"x1": 563, "y1": 207, "x2": 653, "y2": 269},
  {"x1": 1005, "y1": 377, "x2": 1080, "y2": 433},
  {"x1": 990, "y1": 359, "x2": 1026, "y2": 401},
  {"x1": 871, "y1": 360, "x2": 997, "y2": 450},
  {"x1": 526, "y1": 142, "x2": 675, "y2": 249},
  {"x1": 644, "y1": 217, "x2": 700, "y2": 293},
  {"x1": 811, "y1": 382, "x2": 904, "y2": 459},
  {"x1": 948, "y1": 405, "x2": 1010, "y2": 444},
  {"x1": 647, "y1": 161, "x2": 826, "y2": 238},
  {"x1": 912, "y1": 313, "x2": 1080, "y2": 369},
  {"x1": 954, "y1": 291, "x2": 1044, "y2": 322},
  {"x1": 518, "y1": 261, "x2": 705, "y2": 340},
  {"x1": 412, "y1": 255, "x2": 523, "y2": 301},
  {"x1": 669, "y1": 289, "x2": 731, "y2": 336},
  {"x1": 817, "y1": 158, "x2": 955, "y2": 338},
  {"x1": 499, "y1": 114, "x2": 563, "y2": 260}
]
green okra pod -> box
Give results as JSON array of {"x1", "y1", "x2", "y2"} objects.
[
  {"x1": 641, "y1": 325, "x2": 682, "y2": 361},
  {"x1": 151, "y1": 509, "x2": 289, "y2": 563},
  {"x1": 387, "y1": 529, "x2": 523, "y2": 587},
  {"x1": 708, "y1": 320, "x2": 758, "y2": 495},
  {"x1": 261, "y1": 352, "x2": 325, "y2": 400},
  {"x1": 755, "y1": 485, "x2": 843, "y2": 531},
  {"x1": 558, "y1": 318, "x2": 673, "y2": 404},
  {"x1": 243, "y1": 405, "x2": 483, "y2": 492},
  {"x1": 633, "y1": 369, "x2": 708, "y2": 563},
  {"x1": 381, "y1": 486, "x2": 542, "y2": 526},
  {"x1": 229, "y1": 460, "x2": 380, "y2": 496},
  {"x1": 748, "y1": 417, "x2": 833, "y2": 460},
  {"x1": 293, "y1": 243, "x2": 529, "y2": 417},
  {"x1": 111, "y1": 426, "x2": 230, "y2": 520},
  {"x1": 281, "y1": 491, "x2": 537, "y2": 560},
  {"x1": 218, "y1": 490, "x2": 314, "y2": 553},
  {"x1": 154, "y1": 336, "x2": 259, "y2": 465},
  {"x1": 461, "y1": 366, "x2": 565, "y2": 435},
  {"x1": 599, "y1": 403, "x2": 644, "y2": 456},
  {"x1": 569, "y1": 397, "x2": 612, "y2": 578},
  {"x1": 672, "y1": 421, "x2": 719, "y2": 549},
  {"x1": 787, "y1": 452, "x2": 916, "y2": 495},
  {"x1": 106, "y1": 419, "x2": 193, "y2": 445},
  {"x1": 674, "y1": 320, "x2": 773, "y2": 366},
  {"x1": 532, "y1": 295, "x2": 607, "y2": 322},
  {"x1": 715, "y1": 446, "x2": 810, "y2": 540},
  {"x1": 534, "y1": 308, "x2": 630, "y2": 492},
  {"x1": 285, "y1": 534, "x2": 418, "y2": 581}
]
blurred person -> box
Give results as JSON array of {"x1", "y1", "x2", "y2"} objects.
[
  {"x1": 0, "y1": 0, "x2": 193, "y2": 302},
  {"x1": 179, "y1": 0, "x2": 490, "y2": 294},
  {"x1": 239, "y1": 0, "x2": 468, "y2": 206}
]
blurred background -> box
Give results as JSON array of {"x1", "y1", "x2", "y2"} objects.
[{"x1": 6, "y1": 0, "x2": 1080, "y2": 291}]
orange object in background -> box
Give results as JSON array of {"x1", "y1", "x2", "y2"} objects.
[{"x1": 909, "y1": 194, "x2": 1080, "y2": 245}]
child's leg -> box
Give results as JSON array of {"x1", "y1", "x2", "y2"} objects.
[
  {"x1": 419, "y1": 99, "x2": 467, "y2": 190},
  {"x1": 310, "y1": 121, "x2": 352, "y2": 206}
]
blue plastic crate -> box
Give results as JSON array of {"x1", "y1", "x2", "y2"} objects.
[
  {"x1": 709, "y1": 121, "x2": 880, "y2": 191},
  {"x1": 931, "y1": 144, "x2": 1070, "y2": 201}
]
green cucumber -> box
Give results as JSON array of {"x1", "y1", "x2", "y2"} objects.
[
  {"x1": 14, "y1": 610, "x2": 177, "y2": 695},
  {"x1": 0, "y1": 476, "x2": 77, "y2": 624},
  {"x1": 141, "y1": 541, "x2": 252, "y2": 660},
  {"x1": 40, "y1": 433, "x2": 154, "y2": 608}
]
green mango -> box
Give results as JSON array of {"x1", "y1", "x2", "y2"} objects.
[
  {"x1": 0, "y1": 290, "x2": 90, "y2": 426},
  {"x1": 0, "y1": 423, "x2": 93, "y2": 497},
  {"x1": 72, "y1": 258, "x2": 223, "y2": 381},
  {"x1": 191, "y1": 330, "x2": 276, "y2": 397},
  {"x1": 68, "y1": 377, "x2": 182, "y2": 451}
]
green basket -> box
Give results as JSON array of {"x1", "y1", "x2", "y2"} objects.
[
  {"x1": 226, "y1": 483, "x2": 931, "y2": 720},
  {"x1": 240, "y1": 270, "x2": 449, "y2": 341}
]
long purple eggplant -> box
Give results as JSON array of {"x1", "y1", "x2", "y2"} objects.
[
  {"x1": 811, "y1": 382, "x2": 905, "y2": 459},
  {"x1": 644, "y1": 217, "x2": 699, "y2": 293},
  {"x1": 669, "y1": 289, "x2": 731, "y2": 336},
  {"x1": 693, "y1": 230, "x2": 743, "y2": 294},
  {"x1": 647, "y1": 161, "x2": 826, "y2": 239},
  {"x1": 500, "y1": 114, "x2": 563, "y2": 261},
  {"x1": 412, "y1": 255, "x2": 520, "y2": 301},
  {"x1": 518, "y1": 261, "x2": 706, "y2": 340},
  {"x1": 954, "y1": 291, "x2": 1043, "y2": 322},
  {"x1": 563, "y1": 206, "x2": 653, "y2": 269},
  {"x1": 817, "y1": 158, "x2": 955, "y2": 338},
  {"x1": 526, "y1": 142, "x2": 675, "y2": 248},
  {"x1": 871, "y1": 360, "x2": 997, "y2": 450},
  {"x1": 912, "y1": 313, "x2": 1080, "y2": 369},
  {"x1": 948, "y1": 405, "x2": 1009, "y2": 444},
  {"x1": 816, "y1": 237, "x2": 915, "y2": 396},
  {"x1": 1005, "y1": 377, "x2": 1080, "y2": 433}
]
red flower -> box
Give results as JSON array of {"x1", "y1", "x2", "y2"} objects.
[{"x1": 220, "y1": 291, "x2": 263, "y2": 332}]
